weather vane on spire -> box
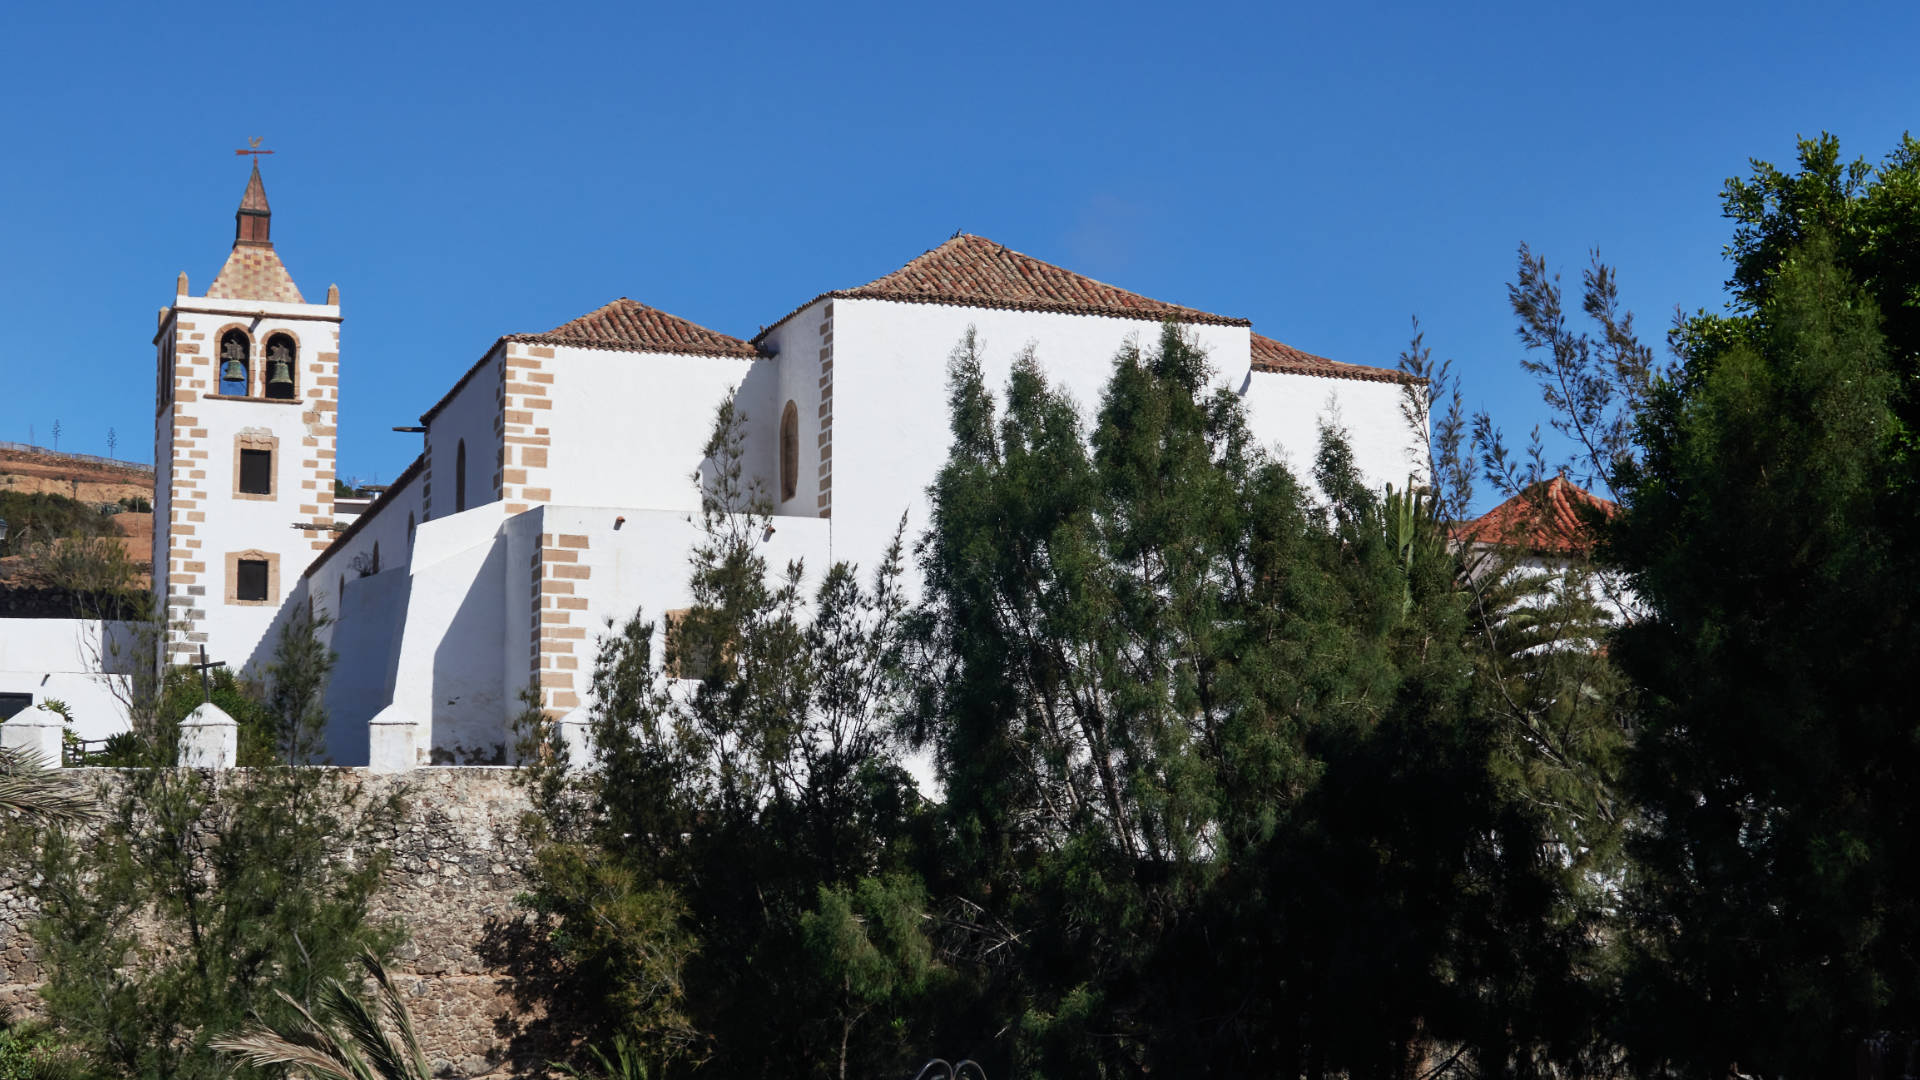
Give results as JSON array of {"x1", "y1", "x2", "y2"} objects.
[{"x1": 234, "y1": 136, "x2": 273, "y2": 161}]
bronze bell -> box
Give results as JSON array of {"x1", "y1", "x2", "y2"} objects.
[
  {"x1": 221, "y1": 356, "x2": 248, "y2": 384},
  {"x1": 267, "y1": 355, "x2": 294, "y2": 395}
]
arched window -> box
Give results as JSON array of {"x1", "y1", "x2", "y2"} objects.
[
  {"x1": 370, "y1": 542, "x2": 381, "y2": 575},
  {"x1": 455, "y1": 440, "x2": 467, "y2": 512},
  {"x1": 218, "y1": 329, "x2": 251, "y2": 396},
  {"x1": 780, "y1": 400, "x2": 799, "y2": 503},
  {"x1": 264, "y1": 333, "x2": 298, "y2": 399},
  {"x1": 407, "y1": 512, "x2": 417, "y2": 553}
]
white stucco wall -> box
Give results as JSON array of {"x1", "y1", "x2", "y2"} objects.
[
  {"x1": 307, "y1": 464, "x2": 424, "y2": 625},
  {"x1": 1240, "y1": 369, "x2": 1425, "y2": 492},
  {"x1": 422, "y1": 346, "x2": 504, "y2": 521},
  {"x1": 319, "y1": 564, "x2": 410, "y2": 764},
  {"x1": 388, "y1": 504, "x2": 512, "y2": 763},
  {"x1": 540, "y1": 504, "x2": 832, "y2": 688},
  {"x1": 0, "y1": 619, "x2": 138, "y2": 739},
  {"x1": 823, "y1": 299, "x2": 1254, "y2": 578},
  {"x1": 541, "y1": 345, "x2": 761, "y2": 512},
  {"x1": 757, "y1": 299, "x2": 832, "y2": 518}
]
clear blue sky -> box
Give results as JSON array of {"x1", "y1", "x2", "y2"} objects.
[{"x1": 1, "y1": 0, "x2": 1913, "y2": 508}]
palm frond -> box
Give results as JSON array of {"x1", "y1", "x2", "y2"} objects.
[
  {"x1": 0, "y1": 746, "x2": 97, "y2": 824},
  {"x1": 213, "y1": 952, "x2": 431, "y2": 1080}
]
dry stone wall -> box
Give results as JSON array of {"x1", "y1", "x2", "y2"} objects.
[{"x1": 0, "y1": 766, "x2": 544, "y2": 1077}]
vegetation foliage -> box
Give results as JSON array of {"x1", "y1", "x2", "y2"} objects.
[{"x1": 1, "y1": 131, "x2": 1912, "y2": 1080}]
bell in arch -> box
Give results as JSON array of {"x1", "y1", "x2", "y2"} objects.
[
  {"x1": 220, "y1": 333, "x2": 249, "y2": 386},
  {"x1": 266, "y1": 339, "x2": 295, "y2": 397}
]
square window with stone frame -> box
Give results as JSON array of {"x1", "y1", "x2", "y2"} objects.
[
  {"x1": 239, "y1": 448, "x2": 272, "y2": 495},
  {"x1": 236, "y1": 558, "x2": 270, "y2": 602}
]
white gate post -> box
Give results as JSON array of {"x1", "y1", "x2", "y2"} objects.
[{"x1": 179, "y1": 702, "x2": 239, "y2": 769}]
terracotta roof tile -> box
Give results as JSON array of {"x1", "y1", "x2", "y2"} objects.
[
  {"x1": 1250, "y1": 333, "x2": 1418, "y2": 384},
  {"x1": 846, "y1": 234, "x2": 1247, "y2": 325},
  {"x1": 507, "y1": 298, "x2": 761, "y2": 359},
  {"x1": 206, "y1": 244, "x2": 304, "y2": 303},
  {"x1": 755, "y1": 233, "x2": 1249, "y2": 342},
  {"x1": 1453, "y1": 476, "x2": 1618, "y2": 554}
]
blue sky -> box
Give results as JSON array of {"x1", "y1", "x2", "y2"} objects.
[{"x1": 1, "y1": 0, "x2": 1913, "y2": 509}]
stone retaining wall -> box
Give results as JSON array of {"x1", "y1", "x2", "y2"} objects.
[{"x1": 0, "y1": 766, "x2": 544, "y2": 1077}]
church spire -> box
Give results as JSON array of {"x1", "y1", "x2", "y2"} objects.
[{"x1": 236, "y1": 162, "x2": 272, "y2": 246}]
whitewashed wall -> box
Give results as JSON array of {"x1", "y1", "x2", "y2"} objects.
[
  {"x1": 757, "y1": 299, "x2": 832, "y2": 518},
  {"x1": 423, "y1": 346, "x2": 504, "y2": 521},
  {"x1": 541, "y1": 503, "x2": 832, "y2": 686},
  {"x1": 1241, "y1": 369, "x2": 1424, "y2": 492},
  {"x1": 307, "y1": 465, "x2": 425, "y2": 629},
  {"x1": 541, "y1": 346, "x2": 760, "y2": 511},
  {"x1": 0, "y1": 619, "x2": 138, "y2": 739},
  {"x1": 824, "y1": 299, "x2": 1252, "y2": 578}
]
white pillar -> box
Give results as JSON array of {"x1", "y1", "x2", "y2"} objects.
[
  {"x1": 1, "y1": 708, "x2": 67, "y2": 766},
  {"x1": 557, "y1": 704, "x2": 595, "y2": 770},
  {"x1": 179, "y1": 702, "x2": 238, "y2": 769},
  {"x1": 368, "y1": 703, "x2": 421, "y2": 774}
]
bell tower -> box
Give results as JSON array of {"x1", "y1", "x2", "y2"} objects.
[{"x1": 151, "y1": 161, "x2": 342, "y2": 672}]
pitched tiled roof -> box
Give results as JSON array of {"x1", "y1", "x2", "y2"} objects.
[
  {"x1": 206, "y1": 245, "x2": 305, "y2": 303},
  {"x1": 755, "y1": 233, "x2": 1249, "y2": 341},
  {"x1": 1250, "y1": 333, "x2": 1417, "y2": 384},
  {"x1": 506, "y1": 298, "x2": 761, "y2": 359},
  {"x1": 1453, "y1": 476, "x2": 1618, "y2": 554}
]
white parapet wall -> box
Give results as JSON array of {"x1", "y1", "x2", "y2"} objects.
[{"x1": 0, "y1": 618, "x2": 139, "y2": 740}]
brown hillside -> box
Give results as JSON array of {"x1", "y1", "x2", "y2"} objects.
[{"x1": 0, "y1": 447, "x2": 154, "y2": 506}]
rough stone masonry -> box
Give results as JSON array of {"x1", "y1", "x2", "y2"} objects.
[{"x1": 0, "y1": 767, "x2": 542, "y2": 1077}]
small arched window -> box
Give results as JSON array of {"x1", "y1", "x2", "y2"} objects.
[
  {"x1": 218, "y1": 329, "x2": 251, "y2": 396},
  {"x1": 370, "y1": 542, "x2": 381, "y2": 575},
  {"x1": 264, "y1": 333, "x2": 298, "y2": 399},
  {"x1": 455, "y1": 440, "x2": 468, "y2": 512},
  {"x1": 407, "y1": 512, "x2": 417, "y2": 553},
  {"x1": 780, "y1": 400, "x2": 799, "y2": 503}
]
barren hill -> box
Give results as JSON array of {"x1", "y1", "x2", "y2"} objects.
[{"x1": 0, "y1": 445, "x2": 153, "y2": 506}]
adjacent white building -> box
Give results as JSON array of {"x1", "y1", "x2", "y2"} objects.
[{"x1": 6, "y1": 168, "x2": 1427, "y2": 764}]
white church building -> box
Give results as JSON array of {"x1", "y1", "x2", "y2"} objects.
[{"x1": 24, "y1": 166, "x2": 1424, "y2": 766}]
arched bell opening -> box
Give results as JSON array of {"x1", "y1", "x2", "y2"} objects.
[
  {"x1": 218, "y1": 329, "x2": 252, "y2": 396},
  {"x1": 264, "y1": 333, "x2": 298, "y2": 399}
]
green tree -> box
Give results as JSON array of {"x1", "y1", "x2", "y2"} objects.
[
  {"x1": 516, "y1": 399, "x2": 937, "y2": 1080},
  {"x1": 915, "y1": 324, "x2": 1608, "y2": 1078},
  {"x1": 29, "y1": 608, "x2": 403, "y2": 1080},
  {"x1": 1613, "y1": 230, "x2": 1913, "y2": 1075}
]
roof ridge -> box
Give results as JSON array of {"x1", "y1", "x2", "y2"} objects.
[
  {"x1": 508, "y1": 297, "x2": 761, "y2": 359},
  {"x1": 1250, "y1": 332, "x2": 1418, "y2": 384}
]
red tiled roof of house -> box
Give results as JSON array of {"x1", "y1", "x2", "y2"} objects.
[
  {"x1": 506, "y1": 298, "x2": 761, "y2": 359},
  {"x1": 1250, "y1": 333, "x2": 1417, "y2": 384},
  {"x1": 1454, "y1": 476, "x2": 1618, "y2": 554},
  {"x1": 755, "y1": 233, "x2": 1249, "y2": 341}
]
